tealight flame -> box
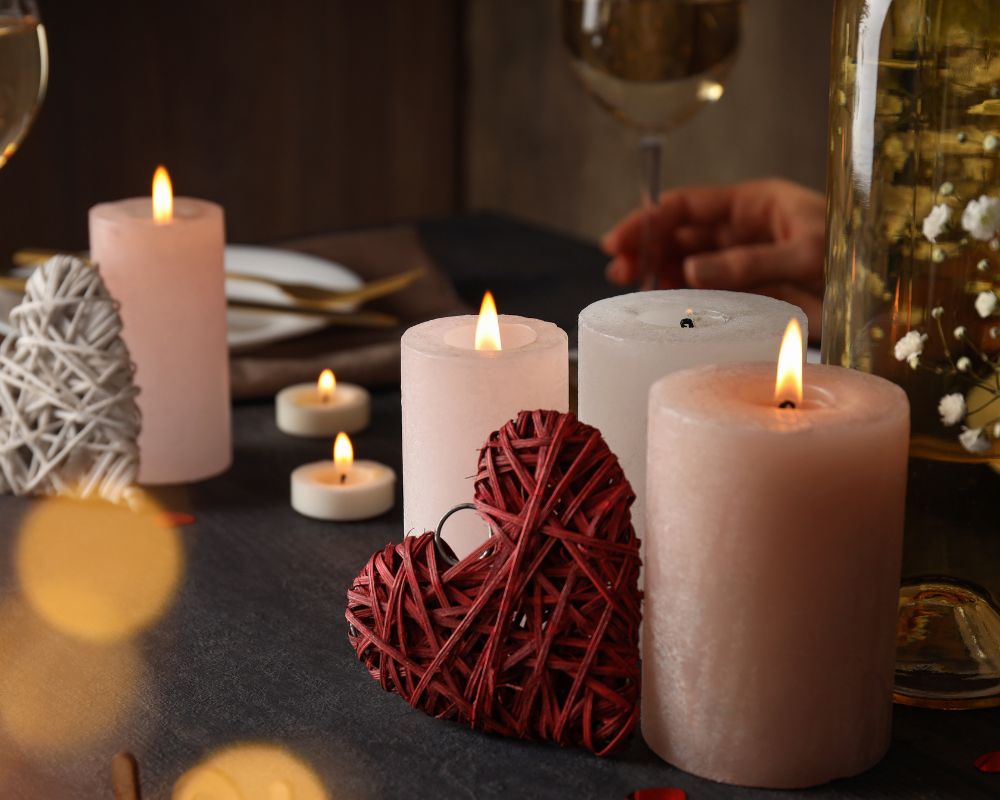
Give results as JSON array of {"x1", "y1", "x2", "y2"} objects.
[
  {"x1": 775, "y1": 319, "x2": 804, "y2": 408},
  {"x1": 318, "y1": 369, "x2": 336, "y2": 402},
  {"x1": 475, "y1": 291, "x2": 502, "y2": 351},
  {"x1": 334, "y1": 432, "x2": 354, "y2": 469},
  {"x1": 152, "y1": 165, "x2": 173, "y2": 224}
]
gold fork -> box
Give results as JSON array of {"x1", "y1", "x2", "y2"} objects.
[{"x1": 11, "y1": 249, "x2": 423, "y2": 310}]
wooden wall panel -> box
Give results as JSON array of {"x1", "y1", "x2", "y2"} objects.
[{"x1": 0, "y1": 1, "x2": 460, "y2": 260}]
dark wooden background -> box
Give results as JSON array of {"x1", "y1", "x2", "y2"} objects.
[
  {"x1": 0, "y1": 1, "x2": 461, "y2": 260},
  {"x1": 0, "y1": 1, "x2": 835, "y2": 261}
]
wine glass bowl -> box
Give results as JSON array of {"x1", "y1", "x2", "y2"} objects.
[
  {"x1": 562, "y1": 0, "x2": 742, "y2": 133},
  {"x1": 562, "y1": 0, "x2": 744, "y2": 284},
  {"x1": 0, "y1": 0, "x2": 47, "y2": 169}
]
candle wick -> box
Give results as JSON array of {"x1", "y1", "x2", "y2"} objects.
[
  {"x1": 778, "y1": 400, "x2": 797, "y2": 409},
  {"x1": 680, "y1": 317, "x2": 695, "y2": 328},
  {"x1": 340, "y1": 472, "x2": 347, "y2": 484}
]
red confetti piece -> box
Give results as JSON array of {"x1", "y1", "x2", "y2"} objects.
[
  {"x1": 627, "y1": 790, "x2": 687, "y2": 800},
  {"x1": 155, "y1": 511, "x2": 196, "y2": 528},
  {"x1": 975, "y1": 750, "x2": 1000, "y2": 773}
]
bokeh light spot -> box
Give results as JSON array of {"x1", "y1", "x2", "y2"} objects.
[
  {"x1": 0, "y1": 601, "x2": 142, "y2": 753},
  {"x1": 16, "y1": 495, "x2": 184, "y2": 642},
  {"x1": 173, "y1": 743, "x2": 329, "y2": 800}
]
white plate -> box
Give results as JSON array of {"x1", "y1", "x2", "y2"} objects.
[
  {"x1": 225, "y1": 245, "x2": 361, "y2": 351},
  {"x1": 0, "y1": 246, "x2": 362, "y2": 351}
]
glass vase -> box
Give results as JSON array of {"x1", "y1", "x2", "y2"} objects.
[{"x1": 824, "y1": 0, "x2": 1000, "y2": 708}]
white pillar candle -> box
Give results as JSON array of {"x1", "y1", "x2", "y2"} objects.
[
  {"x1": 401, "y1": 296, "x2": 568, "y2": 559},
  {"x1": 643, "y1": 333, "x2": 909, "y2": 788},
  {"x1": 89, "y1": 167, "x2": 231, "y2": 484},
  {"x1": 578, "y1": 290, "x2": 806, "y2": 543},
  {"x1": 276, "y1": 369, "x2": 370, "y2": 437},
  {"x1": 291, "y1": 433, "x2": 395, "y2": 521}
]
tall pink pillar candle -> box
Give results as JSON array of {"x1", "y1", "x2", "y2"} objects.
[
  {"x1": 401, "y1": 313, "x2": 567, "y2": 559},
  {"x1": 89, "y1": 194, "x2": 231, "y2": 484},
  {"x1": 644, "y1": 362, "x2": 909, "y2": 788}
]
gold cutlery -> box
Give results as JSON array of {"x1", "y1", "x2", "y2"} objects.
[
  {"x1": 10, "y1": 249, "x2": 423, "y2": 309},
  {"x1": 0, "y1": 275, "x2": 399, "y2": 328},
  {"x1": 224, "y1": 266, "x2": 423, "y2": 309}
]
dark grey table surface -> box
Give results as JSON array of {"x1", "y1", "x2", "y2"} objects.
[{"x1": 1, "y1": 214, "x2": 999, "y2": 799}]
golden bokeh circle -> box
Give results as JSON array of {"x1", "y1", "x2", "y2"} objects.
[
  {"x1": 16, "y1": 496, "x2": 184, "y2": 643},
  {"x1": 173, "y1": 743, "x2": 329, "y2": 800}
]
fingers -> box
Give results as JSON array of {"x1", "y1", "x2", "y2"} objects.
[
  {"x1": 683, "y1": 239, "x2": 821, "y2": 290},
  {"x1": 605, "y1": 255, "x2": 635, "y2": 285},
  {"x1": 602, "y1": 185, "x2": 736, "y2": 257}
]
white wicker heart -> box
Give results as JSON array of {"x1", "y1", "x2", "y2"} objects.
[{"x1": 0, "y1": 255, "x2": 141, "y2": 503}]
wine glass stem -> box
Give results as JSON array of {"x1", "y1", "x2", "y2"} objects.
[{"x1": 639, "y1": 134, "x2": 665, "y2": 289}]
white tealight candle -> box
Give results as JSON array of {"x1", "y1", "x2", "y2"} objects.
[
  {"x1": 291, "y1": 433, "x2": 395, "y2": 521},
  {"x1": 578, "y1": 290, "x2": 806, "y2": 543},
  {"x1": 643, "y1": 321, "x2": 910, "y2": 789},
  {"x1": 276, "y1": 369, "x2": 371, "y2": 437},
  {"x1": 401, "y1": 292, "x2": 568, "y2": 559}
]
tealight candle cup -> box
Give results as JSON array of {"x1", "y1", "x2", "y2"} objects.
[{"x1": 276, "y1": 381, "x2": 370, "y2": 437}]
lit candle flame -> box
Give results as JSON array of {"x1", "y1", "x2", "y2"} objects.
[
  {"x1": 334, "y1": 432, "x2": 353, "y2": 483},
  {"x1": 774, "y1": 319, "x2": 804, "y2": 408},
  {"x1": 474, "y1": 291, "x2": 502, "y2": 351},
  {"x1": 152, "y1": 165, "x2": 173, "y2": 224},
  {"x1": 318, "y1": 369, "x2": 336, "y2": 403}
]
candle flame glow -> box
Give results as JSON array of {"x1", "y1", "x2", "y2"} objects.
[
  {"x1": 152, "y1": 165, "x2": 173, "y2": 224},
  {"x1": 474, "y1": 291, "x2": 502, "y2": 351},
  {"x1": 318, "y1": 369, "x2": 336, "y2": 402},
  {"x1": 774, "y1": 319, "x2": 804, "y2": 408},
  {"x1": 334, "y1": 432, "x2": 354, "y2": 468}
]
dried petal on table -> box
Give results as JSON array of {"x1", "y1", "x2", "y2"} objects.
[
  {"x1": 975, "y1": 750, "x2": 1000, "y2": 773},
  {"x1": 626, "y1": 789, "x2": 687, "y2": 800},
  {"x1": 155, "y1": 511, "x2": 196, "y2": 529}
]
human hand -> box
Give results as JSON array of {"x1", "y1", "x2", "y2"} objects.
[{"x1": 601, "y1": 179, "x2": 826, "y2": 338}]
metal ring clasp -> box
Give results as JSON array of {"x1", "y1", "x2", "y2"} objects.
[{"x1": 434, "y1": 502, "x2": 493, "y2": 566}]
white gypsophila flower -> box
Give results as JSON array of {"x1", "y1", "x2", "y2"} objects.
[
  {"x1": 932, "y1": 247, "x2": 946, "y2": 263},
  {"x1": 959, "y1": 426, "x2": 991, "y2": 453},
  {"x1": 976, "y1": 291, "x2": 998, "y2": 318},
  {"x1": 931, "y1": 306, "x2": 944, "y2": 319},
  {"x1": 986, "y1": 135, "x2": 1000, "y2": 153},
  {"x1": 994, "y1": 422, "x2": 1000, "y2": 439},
  {"x1": 922, "y1": 204, "x2": 952, "y2": 242},
  {"x1": 954, "y1": 325, "x2": 967, "y2": 339},
  {"x1": 908, "y1": 353, "x2": 920, "y2": 369},
  {"x1": 979, "y1": 259, "x2": 991, "y2": 272},
  {"x1": 894, "y1": 330, "x2": 927, "y2": 361},
  {"x1": 940, "y1": 182, "x2": 955, "y2": 196},
  {"x1": 962, "y1": 195, "x2": 1000, "y2": 240},
  {"x1": 938, "y1": 393, "x2": 966, "y2": 426},
  {"x1": 957, "y1": 356, "x2": 972, "y2": 372}
]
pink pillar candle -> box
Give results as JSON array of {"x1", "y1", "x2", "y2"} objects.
[
  {"x1": 89, "y1": 195, "x2": 231, "y2": 484},
  {"x1": 644, "y1": 362, "x2": 909, "y2": 788},
  {"x1": 401, "y1": 314, "x2": 568, "y2": 559}
]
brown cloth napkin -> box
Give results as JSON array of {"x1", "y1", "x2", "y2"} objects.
[{"x1": 229, "y1": 225, "x2": 467, "y2": 399}]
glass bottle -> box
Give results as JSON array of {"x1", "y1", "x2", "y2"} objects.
[{"x1": 824, "y1": 0, "x2": 1000, "y2": 708}]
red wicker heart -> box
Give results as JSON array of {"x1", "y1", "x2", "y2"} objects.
[{"x1": 346, "y1": 410, "x2": 641, "y2": 756}]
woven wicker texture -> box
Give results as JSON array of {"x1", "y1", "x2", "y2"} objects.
[
  {"x1": 347, "y1": 410, "x2": 641, "y2": 755},
  {"x1": 0, "y1": 256, "x2": 140, "y2": 503}
]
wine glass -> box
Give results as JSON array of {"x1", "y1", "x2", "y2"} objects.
[
  {"x1": 0, "y1": 0, "x2": 47, "y2": 169},
  {"x1": 562, "y1": 0, "x2": 743, "y2": 286}
]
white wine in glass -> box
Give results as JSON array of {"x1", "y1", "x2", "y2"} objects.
[
  {"x1": 562, "y1": 0, "x2": 743, "y2": 283},
  {"x1": 0, "y1": 1, "x2": 47, "y2": 169}
]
